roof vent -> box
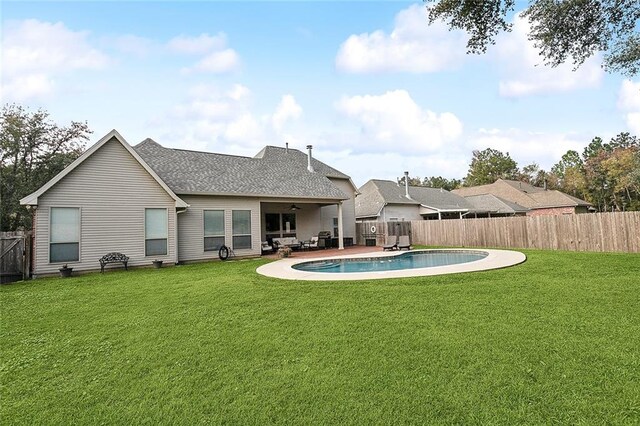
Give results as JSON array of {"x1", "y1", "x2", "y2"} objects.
[
  {"x1": 285, "y1": 142, "x2": 289, "y2": 153},
  {"x1": 306, "y1": 145, "x2": 314, "y2": 173}
]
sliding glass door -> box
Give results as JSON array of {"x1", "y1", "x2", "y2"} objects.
[{"x1": 265, "y1": 213, "x2": 296, "y2": 239}]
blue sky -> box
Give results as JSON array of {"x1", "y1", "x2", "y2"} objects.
[{"x1": 2, "y1": 1, "x2": 639, "y2": 187}]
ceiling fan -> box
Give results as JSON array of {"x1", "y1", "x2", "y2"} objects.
[{"x1": 289, "y1": 204, "x2": 302, "y2": 211}]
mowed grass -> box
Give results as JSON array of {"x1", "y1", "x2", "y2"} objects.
[{"x1": 1, "y1": 249, "x2": 639, "y2": 424}]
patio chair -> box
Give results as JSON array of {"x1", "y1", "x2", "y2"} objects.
[
  {"x1": 398, "y1": 235, "x2": 411, "y2": 250},
  {"x1": 307, "y1": 236, "x2": 319, "y2": 249},
  {"x1": 383, "y1": 234, "x2": 398, "y2": 251},
  {"x1": 261, "y1": 241, "x2": 274, "y2": 254}
]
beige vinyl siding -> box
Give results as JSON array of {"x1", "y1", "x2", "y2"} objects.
[
  {"x1": 320, "y1": 178, "x2": 356, "y2": 238},
  {"x1": 177, "y1": 195, "x2": 261, "y2": 261},
  {"x1": 34, "y1": 137, "x2": 177, "y2": 275}
]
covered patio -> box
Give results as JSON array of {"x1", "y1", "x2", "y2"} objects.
[{"x1": 260, "y1": 198, "x2": 351, "y2": 251}]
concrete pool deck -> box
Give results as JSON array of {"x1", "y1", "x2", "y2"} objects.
[{"x1": 257, "y1": 248, "x2": 527, "y2": 281}]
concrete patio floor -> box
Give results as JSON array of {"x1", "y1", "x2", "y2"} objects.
[{"x1": 262, "y1": 244, "x2": 382, "y2": 260}]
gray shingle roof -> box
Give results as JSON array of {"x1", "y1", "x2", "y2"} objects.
[
  {"x1": 133, "y1": 139, "x2": 350, "y2": 200},
  {"x1": 356, "y1": 179, "x2": 473, "y2": 218},
  {"x1": 463, "y1": 194, "x2": 529, "y2": 214},
  {"x1": 255, "y1": 146, "x2": 349, "y2": 179},
  {"x1": 354, "y1": 180, "x2": 387, "y2": 218}
]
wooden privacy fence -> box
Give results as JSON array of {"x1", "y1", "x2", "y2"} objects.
[
  {"x1": 358, "y1": 221, "x2": 412, "y2": 246},
  {"x1": 1, "y1": 231, "x2": 32, "y2": 283},
  {"x1": 357, "y1": 211, "x2": 640, "y2": 253}
]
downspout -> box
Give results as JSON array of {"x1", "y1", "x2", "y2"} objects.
[{"x1": 176, "y1": 208, "x2": 187, "y2": 264}]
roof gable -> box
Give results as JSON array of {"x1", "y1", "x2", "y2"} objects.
[
  {"x1": 355, "y1": 180, "x2": 387, "y2": 218},
  {"x1": 20, "y1": 130, "x2": 188, "y2": 208}
]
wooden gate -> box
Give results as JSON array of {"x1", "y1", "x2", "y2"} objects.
[{"x1": 1, "y1": 231, "x2": 32, "y2": 283}]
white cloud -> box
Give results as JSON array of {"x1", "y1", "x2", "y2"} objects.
[
  {"x1": 618, "y1": 80, "x2": 640, "y2": 134},
  {"x1": 227, "y1": 83, "x2": 251, "y2": 101},
  {"x1": 1, "y1": 74, "x2": 54, "y2": 101},
  {"x1": 166, "y1": 33, "x2": 240, "y2": 74},
  {"x1": 335, "y1": 89, "x2": 462, "y2": 154},
  {"x1": 321, "y1": 150, "x2": 470, "y2": 188},
  {"x1": 272, "y1": 95, "x2": 303, "y2": 132},
  {"x1": 108, "y1": 34, "x2": 155, "y2": 57},
  {"x1": 335, "y1": 4, "x2": 467, "y2": 73},
  {"x1": 167, "y1": 33, "x2": 227, "y2": 54},
  {"x1": 1, "y1": 19, "x2": 109, "y2": 100},
  {"x1": 183, "y1": 49, "x2": 240, "y2": 74},
  {"x1": 171, "y1": 33, "x2": 240, "y2": 74},
  {"x1": 495, "y1": 14, "x2": 604, "y2": 98},
  {"x1": 468, "y1": 128, "x2": 588, "y2": 169},
  {"x1": 152, "y1": 84, "x2": 303, "y2": 153},
  {"x1": 618, "y1": 80, "x2": 640, "y2": 110}
]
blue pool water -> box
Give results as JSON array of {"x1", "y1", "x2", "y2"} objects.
[{"x1": 292, "y1": 250, "x2": 489, "y2": 273}]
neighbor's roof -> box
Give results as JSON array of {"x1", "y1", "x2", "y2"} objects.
[
  {"x1": 463, "y1": 194, "x2": 529, "y2": 214},
  {"x1": 134, "y1": 140, "x2": 350, "y2": 200},
  {"x1": 355, "y1": 179, "x2": 473, "y2": 218},
  {"x1": 453, "y1": 179, "x2": 591, "y2": 209},
  {"x1": 354, "y1": 180, "x2": 387, "y2": 218},
  {"x1": 528, "y1": 190, "x2": 592, "y2": 208}
]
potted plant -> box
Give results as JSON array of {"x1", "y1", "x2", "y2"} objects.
[
  {"x1": 152, "y1": 259, "x2": 163, "y2": 269},
  {"x1": 277, "y1": 246, "x2": 292, "y2": 258},
  {"x1": 59, "y1": 264, "x2": 73, "y2": 278}
]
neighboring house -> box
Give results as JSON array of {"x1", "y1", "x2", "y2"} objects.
[
  {"x1": 355, "y1": 177, "x2": 475, "y2": 221},
  {"x1": 21, "y1": 130, "x2": 357, "y2": 276},
  {"x1": 462, "y1": 194, "x2": 529, "y2": 218},
  {"x1": 452, "y1": 179, "x2": 592, "y2": 216}
]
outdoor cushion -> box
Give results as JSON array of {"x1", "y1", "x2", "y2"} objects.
[
  {"x1": 272, "y1": 237, "x2": 300, "y2": 248},
  {"x1": 398, "y1": 235, "x2": 411, "y2": 250},
  {"x1": 383, "y1": 235, "x2": 398, "y2": 250}
]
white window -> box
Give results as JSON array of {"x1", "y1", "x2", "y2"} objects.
[
  {"x1": 145, "y1": 208, "x2": 168, "y2": 256},
  {"x1": 204, "y1": 210, "x2": 225, "y2": 251},
  {"x1": 232, "y1": 210, "x2": 252, "y2": 249},
  {"x1": 50, "y1": 207, "x2": 80, "y2": 263}
]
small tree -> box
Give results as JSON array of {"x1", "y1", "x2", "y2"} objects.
[
  {"x1": 463, "y1": 148, "x2": 519, "y2": 186},
  {"x1": 422, "y1": 176, "x2": 462, "y2": 191},
  {"x1": 0, "y1": 104, "x2": 91, "y2": 231}
]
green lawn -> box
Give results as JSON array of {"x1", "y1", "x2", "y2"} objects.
[{"x1": 2, "y1": 249, "x2": 639, "y2": 424}]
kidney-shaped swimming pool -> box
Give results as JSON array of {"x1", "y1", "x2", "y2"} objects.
[
  {"x1": 257, "y1": 248, "x2": 526, "y2": 281},
  {"x1": 293, "y1": 250, "x2": 488, "y2": 273}
]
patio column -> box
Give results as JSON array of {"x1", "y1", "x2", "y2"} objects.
[{"x1": 338, "y1": 201, "x2": 344, "y2": 250}]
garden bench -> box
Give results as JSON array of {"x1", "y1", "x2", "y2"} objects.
[{"x1": 99, "y1": 252, "x2": 129, "y2": 273}]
